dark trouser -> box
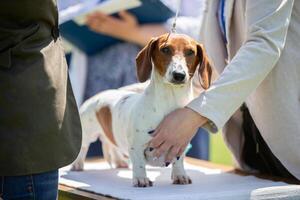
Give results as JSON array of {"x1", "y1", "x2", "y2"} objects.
[
  {"x1": 0, "y1": 169, "x2": 58, "y2": 200},
  {"x1": 187, "y1": 128, "x2": 209, "y2": 160},
  {"x1": 241, "y1": 104, "x2": 296, "y2": 180}
]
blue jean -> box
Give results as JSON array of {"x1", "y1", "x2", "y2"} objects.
[
  {"x1": 187, "y1": 128, "x2": 209, "y2": 160},
  {"x1": 0, "y1": 170, "x2": 58, "y2": 200}
]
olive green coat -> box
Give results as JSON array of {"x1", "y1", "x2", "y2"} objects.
[{"x1": 0, "y1": 0, "x2": 82, "y2": 176}]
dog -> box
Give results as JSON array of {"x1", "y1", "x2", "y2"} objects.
[{"x1": 71, "y1": 33, "x2": 212, "y2": 187}]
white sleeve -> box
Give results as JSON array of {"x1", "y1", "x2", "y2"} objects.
[{"x1": 187, "y1": 0, "x2": 294, "y2": 132}]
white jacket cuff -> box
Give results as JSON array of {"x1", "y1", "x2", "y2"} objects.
[{"x1": 187, "y1": 94, "x2": 221, "y2": 133}]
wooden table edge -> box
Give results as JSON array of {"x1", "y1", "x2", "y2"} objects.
[{"x1": 59, "y1": 184, "x2": 116, "y2": 200}]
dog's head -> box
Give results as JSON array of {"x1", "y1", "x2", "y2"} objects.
[{"x1": 136, "y1": 33, "x2": 212, "y2": 89}]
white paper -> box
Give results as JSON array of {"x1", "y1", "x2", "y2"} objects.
[
  {"x1": 59, "y1": 0, "x2": 142, "y2": 25},
  {"x1": 60, "y1": 161, "x2": 292, "y2": 200}
]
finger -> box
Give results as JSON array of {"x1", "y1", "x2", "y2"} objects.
[
  {"x1": 149, "y1": 138, "x2": 164, "y2": 149},
  {"x1": 149, "y1": 129, "x2": 164, "y2": 148},
  {"x1": 87, "y1": 21, "x2": 101, "y2": 31},
  {"x1": 89, "y1": 13, "x2": 109, "y2": 24},
  {"x1": 87, "y1": 13, "x2": 101, "y2": 21},
  {"x1": 86, "y1": 15, "x2": 103, "y2": 25},
  {"x1": 177, "y1": 143, "x2": 188, "y2": 158},
  {"x1": 86, "y1": 15, "x2": 98, "y2": 25},
  {"x1": 151, "y1": 124, "x2": 162, "y2": 137},
  {"x1": 118, "y1": 11, "x2": 138, "y2": 26},
  {"x1": 85, "y1": 15, "x2": 93, "y2": 24},
  {"x1": 92, "y1": 11, "x2": 108, "y2": 18},
  {"x1": 86, "y1": 20, "x2": 98, "y2": 30},
  {"x1": 118, "y1": 11, "x2": 133, "y2": 20},
  {"x1": 176, "y1": 147, "x2": 185, "y2": 159},
  {"x1": 165, "y1": 146, "x2": 181, "y2": 163},
  {"x1": 178, "y1": 147, "x2": 185, "y2": 156},
  {"x1": 153, "y1": 142, "x2": 172, "y2": 158}
]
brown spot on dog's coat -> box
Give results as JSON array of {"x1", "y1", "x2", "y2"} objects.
[
  {"x1": 196, "y1": 44, "x2": 212, "y2": 89},
  {"x1": 96, "y1": 106, "x2": 117, "y2": 146},
  {"x1": 136, "y1": 38, "x2": 158, "y2": 82}
]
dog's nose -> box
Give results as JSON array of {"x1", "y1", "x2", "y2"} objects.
[{"x1": 172, "y1": 71, "x2": 186, "y2": 82}]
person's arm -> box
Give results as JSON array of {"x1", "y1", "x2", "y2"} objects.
[
  {"x1": 85, "y1": 11, "x2": 202, "y2": 46},
  {"x1": 149, "y1": 0, "x2": 295, "y2": 163},
  {"x1": 86, "y1": 11, "x2": 167, "y2": 46},
  {"x1": 187, "y1": 0, "x2": 295, "y2": 132}
]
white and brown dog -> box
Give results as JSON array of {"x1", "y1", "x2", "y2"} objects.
[{"x1": 71, "y1": 33, "x2": 212, "y2": 187}]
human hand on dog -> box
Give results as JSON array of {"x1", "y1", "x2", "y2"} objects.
[
  {"x1": 86, "y1": 11, "x2": 138, "y2": 40},
  {"x1": 149, "y1": 108, "x2": 208, "y2": 165}
]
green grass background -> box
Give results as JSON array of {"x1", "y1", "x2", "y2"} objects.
[{"x1": 209, "y1": 132, "x2": 233, "y2": 166}]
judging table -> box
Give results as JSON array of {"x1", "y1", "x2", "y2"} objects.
[{"x1": 58, "y1": 158, "x2": 299, "y2": 200}]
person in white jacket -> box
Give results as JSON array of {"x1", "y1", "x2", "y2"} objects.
[{"x1": 149, "y1": 0, "x2": 300, "y2": 183}]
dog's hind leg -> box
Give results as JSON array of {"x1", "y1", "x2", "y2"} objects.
[
  {"x1": 71, "y1": 145, "x2": 89, "y2": 171},
  {"x1": 71, "y1": 107, "x2": 100, "y2": 171},
  {"x1": 101, "y1": 140, "x2": 113, "y2": 168},
  {"x1": 111, "y1": 146, "x2": 128, "y2": 168},
  {"x1": 96, "y1": 105, "x2": 128, "y2": 168},
  {"x1": 102, "y1": 142, "x2": 128, "y2": 168}
]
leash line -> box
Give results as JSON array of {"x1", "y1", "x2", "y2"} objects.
[
  {"x1": 171, "y1": 0, "x2": 182, "y2": 33},
  {"x1": 164, "y1": 0, "x2": 181, "y2": 45}
]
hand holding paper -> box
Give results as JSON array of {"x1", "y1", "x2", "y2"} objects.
[
  {"x1": 86, "y1": 11, "x2": 138, "y2": 40},
  {"x1": 59, "y1": 0, "x2": 142, "y2": 25},
  {"x1": 59, "y1": 0, "x2": 175, "y2": 54}
]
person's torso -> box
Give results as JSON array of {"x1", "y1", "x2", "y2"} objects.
[
  {"x1": 203, "y1": 0, "x2": 300, "y2": 179},
  {"x1": 0, "y1": 0, "x2": 59, "y2": 55},
  {"x1": 0, "y1": 0, "x2": 82, "y2": 176}
]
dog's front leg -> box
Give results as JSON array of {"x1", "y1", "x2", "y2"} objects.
[
  {"x1": 129, "y1": 146, "x2": 153, "y2": 187},
  {"x1": 171, "y1": 157, "x2": 192, "y2": 184}
]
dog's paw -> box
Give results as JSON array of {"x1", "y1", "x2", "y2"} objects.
[
  {"x1": 172, "y1": 175, "x2": 192, "y2": 185},
  {"x1": 115, "y1": 161, "x2": 129, "y2": 168},
  {"x1": 70, "y1": 163, "x2": 84, "y2": 171},
  {"x1": 133, "y1": 177, "x2": 153, "y2": 187}
]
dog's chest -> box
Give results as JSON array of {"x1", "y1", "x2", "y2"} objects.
[
  {"x1": 112, "y1": 95, "x2": 166, "y2": 147},
  {"x1": 112, "y1": 91, "x2": 190, "y2": 163}
]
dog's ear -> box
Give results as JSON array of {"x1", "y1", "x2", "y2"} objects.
[
  {"x1": 197, "y1": 43, "x2": 213, "y2": 89},
  {"x1": 135, "y1": 37, "x2": 158, "y2": 82}
]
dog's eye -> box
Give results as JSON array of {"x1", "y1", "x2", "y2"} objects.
[
  {"x1": 185, "y1": 49, "x2": 195, "y2": 56},
  {"x1": 160, "y1": 47, "x2": 171, "y2": 54}
]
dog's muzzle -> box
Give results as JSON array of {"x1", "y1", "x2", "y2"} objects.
[{"x1": 172, "y1": 70, "x2": 186, "y2": 84}]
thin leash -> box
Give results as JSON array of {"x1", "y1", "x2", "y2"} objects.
[
  {"x1": 171, "y1": 0, "x2": 181, "y2": 33},
  {"x1": 165, "y1": 0, "x2": 182, "y2": 43}
]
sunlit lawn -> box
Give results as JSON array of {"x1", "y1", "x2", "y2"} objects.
[{"x1": 209, "y1": 132, "x2": 234, "y2": 166}]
